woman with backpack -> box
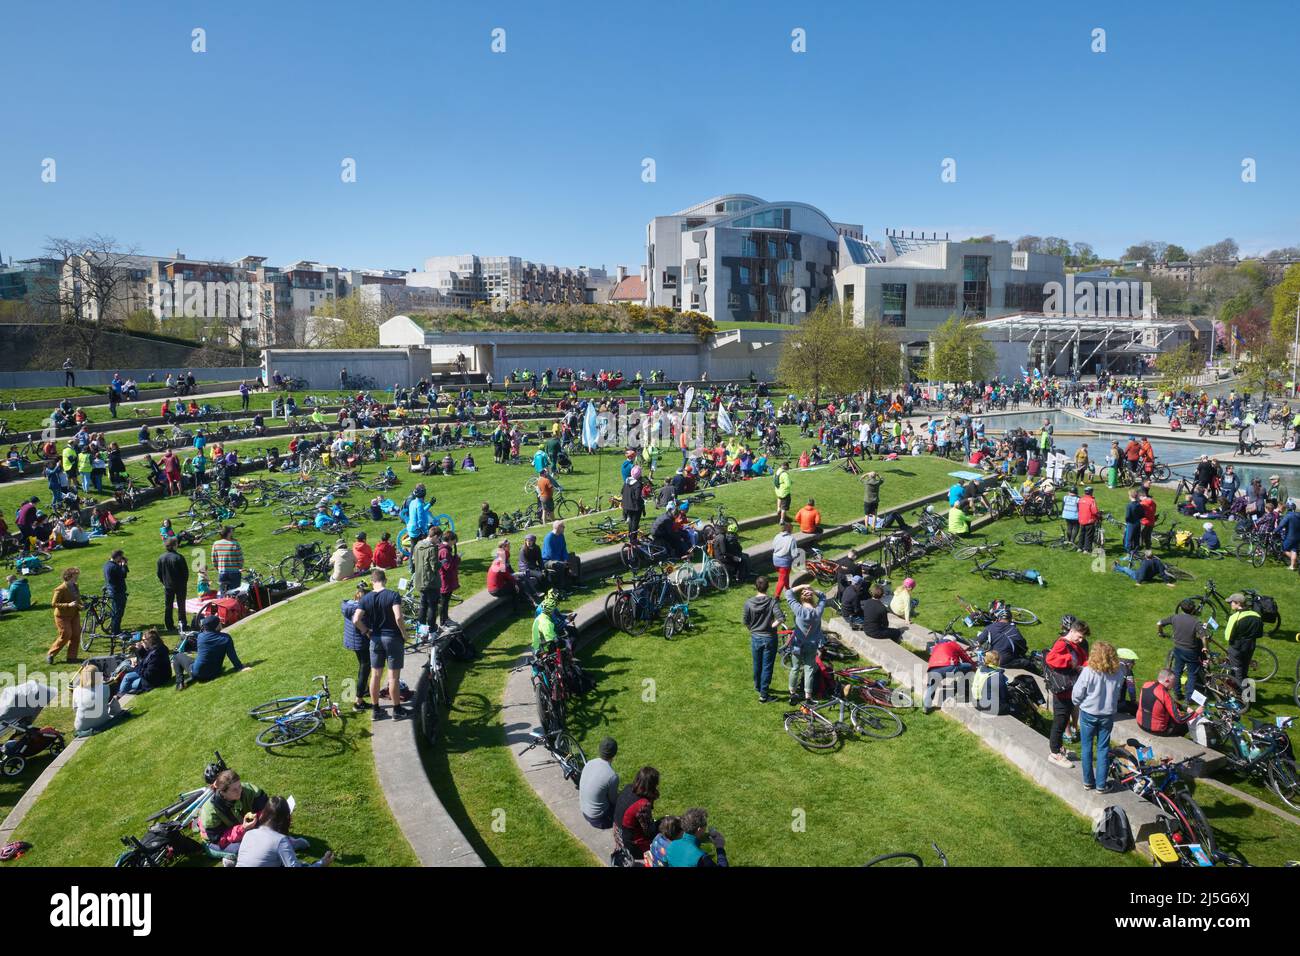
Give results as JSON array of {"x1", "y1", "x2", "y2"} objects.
[
  {"x1": 1071, "y1": 642, "x2": 1127, "y2": 792},
  {"x1": 1045, "y1": 618, "x2": 1089, "y2": 770}
]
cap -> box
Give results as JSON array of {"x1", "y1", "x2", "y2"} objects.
[
  {"x1": 850, "y1": 575, "x2": 863, "y2": 585},
  {"x1": 1227, "y1": 592, "x2": 1247, "y2": 605},
  {"x1": 1117, "y1": 648, "x2": 1139, "y2": 661},
  {"x1": 336, "y1": 538, "x2": 346, "y2": 548}
]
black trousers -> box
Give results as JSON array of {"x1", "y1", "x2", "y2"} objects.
[
  {"x1": 419, "y1": 587, "x2": 439, "y2": 627},
  {"x1": 625, "y1": 510, "x2": 641, "y2": 535},
  {"x1": 1049, "y1": 694, "x2": 1074, "y2": 755},
  {"x1": 438, "y1": 591, "x2": 453, "y2": 625},
  {"x1": 1226, "y1": 640, "x2": 1255, "y2": 685},
  {"x1": 163, "y1": 587, "x2": 187, "y2": 631},
  {"x1": 353, "y1": 647, "x2": 371, "y2": 698},
  {"x1": 1078, "y1": 522, "x2": 1095, "y2": 552}
]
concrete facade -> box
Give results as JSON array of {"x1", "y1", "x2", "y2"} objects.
[{"x1": 260, "y1": 347, "x2": 431, "y2": 389}]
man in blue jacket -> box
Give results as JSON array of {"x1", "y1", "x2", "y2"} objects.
[
  {"x1": 190, "y1": 615, "x2": 250, "y2": 682},
  {"x1": 542, "y1": 520, "x2": 577, "y2": 590}
]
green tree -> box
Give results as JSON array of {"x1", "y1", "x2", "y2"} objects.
[
  {"x1": 1240, "y1": 338, "x2": 1288, "y2": 398},
  {"x1": 311, "y1": 292, "x2": 382, "y2": 348},
  {"x1": 1163, "y1": 243, "x2": 1189, "y2": 263},
  {"x1": 927, "y1": 315, "x2": 995, "y2": 382},
  {"x1": 1270, "y1": 263, "x2": 1300, "y2": 344},
  {"x1": 1154, "y1": 342, "x2": 1199, "y2": 386},
  {"x1": 848, "y1": 317, "x2": 903, "y2": 397},
  {"x1": 776, "y1": 300, "x2": 860, "y2": 403}
]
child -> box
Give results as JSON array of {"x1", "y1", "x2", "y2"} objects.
[
  {"x1": 1199, "y1": 521, "x2": 1220, "y2": 551},
  {"x1": 196, "y1": 569, "x2": 212, "y2": 599}
]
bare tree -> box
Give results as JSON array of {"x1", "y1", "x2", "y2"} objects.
[
  {"x1": 33, "y1": 235, "x2": 142, "y2": 368},
  {"x1": 1014, "y1": 235, "x2": 1043, "y2": 253}
]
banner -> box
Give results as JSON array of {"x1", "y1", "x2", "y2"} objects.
[
  {"x1": 582, "y1": 401, "x2": 601, "y2": 449},
  {"x1": 717, "y1": 405, "x2": 734, "y2": 435}
]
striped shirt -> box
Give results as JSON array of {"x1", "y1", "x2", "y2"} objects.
[{"x1": 211, "y1": 537, "x2": 243, "y2": 572}]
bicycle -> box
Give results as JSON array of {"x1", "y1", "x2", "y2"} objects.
[
  {"x1": 408, "y1": 626, "x2": 453, "y2": 744},
  {"x1": 804, "y1": 547, "x2": 842, "y2": 586},
  {"x1": 783, "y1": 690, "x2": 904, "y2": 750},
  {"x1": 834, "y1": 664, "x2": 914, "y2": 709},
  {"x1": 619, "y1": 537, "x2": 669, "y2": 571},
  {"x1": 248, "y1": 675, "x2": 340, "y2": 748},
  {"x1": 947, "y1": 595, "x2": 1039, "y2": 631},
  {"x1": 663, "y1": 600, "x2": 691, "y2": 640},
  {"x1": 518, "y1": 729, "x2": 587, "y2": 789},
  {"x1": 1199, "y1": 698, "x2": 1298, "y2": 811},
  {"x1": 605, "y1": 571, "x2": 675, "y2": 635},
  {"x1": 971, "y1": 559, "x2": 1046, "y2": 587},
  {"x1": 1106, "y1": 745, "x2": 1217, "y2": 857},
  {"x1": 277, "y1": 542, "x2": 332, "y2": 582},
  {"x1": 954, "y1": 541, "x2": 1003, "y2": 561},
  {"x1": 863, "y1": 842, "x2": 949, "y2": 867},
  {"x1": 668, "y1": 543, "x2": 730, "y2": 599}
]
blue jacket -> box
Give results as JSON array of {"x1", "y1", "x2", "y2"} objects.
[
  {"x1": 406, "y1": 499, "x2": 432, "y2": 539},
  {"x1": 1061, "y1": 494, "x2": 1079, "y2": 521},
  {"x1": 192, "y1": 629, "x2": 244, "y2": 682},
  {"x1": 341, "y1": 598, "x2": 365, "y2": 651},
  {"x1": 541, "y1": 531, "x2": 568, "y2": 563}
]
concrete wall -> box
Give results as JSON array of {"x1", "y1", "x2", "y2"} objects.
[
  {"x1": 260, "y1": 347, "x2": 431, "y2": 389},
  {"x1": 0, "y1": 365, "x2": 260, "y2": 390}
]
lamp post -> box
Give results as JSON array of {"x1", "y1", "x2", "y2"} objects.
[{"x1": 1293, "y1": 298, "x2": 1299, "y2": 398}]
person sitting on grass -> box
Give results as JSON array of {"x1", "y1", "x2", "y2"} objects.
[
  {"x1": 185, "y1": 614, "x2": 251, "y2": 683},
  {"x1": 1199, "y1": 522, "x2": 1220, "y2": 552},
  {"x1": 664, "y1": 807, "x2": 728, "y2": 868},
  {"x1": 372, "y1": 531, "x2": 398, "y2": 569},
  {"x1": 1, "y1": 574, "x2": 31, "y2": 612},
  {"x1": 235, "y1": 795, "x2": 333, "y2": 867},
  {"x1": 199, "y1": 769, "x2": 294, "y2": 857},
  {"x1": 646, "y1": 815, "x2": 682, "y2": 867},
  {"x1": 73, "y1": 663, "x2": 124, "y2": 735},
  {"x1": 947, "y1": 500, "x2": 972, "y2": 536},
  {"x1": 110, "y1": 629, "x2": 171, "y2": 699},
  {"x1": 1112, "y1": 549, "x2": 1176, "y2": 587},
  {"x1": 614, "y1": 766, "x2": 662, "y2": 860},
  {"x1": 329, "y1": 538, "x2": 356, "y2": 582}
]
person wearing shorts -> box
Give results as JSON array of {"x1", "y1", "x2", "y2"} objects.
[{"x1": 352, "y1": 568, "x2": 410, "y2": 720}]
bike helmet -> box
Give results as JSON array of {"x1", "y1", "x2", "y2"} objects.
[
  {"x1": 994, "y1": 606, "x2": 1012, "y2": 621},
  {"x1": 1059, "y1": 613, "x2": 1078, "y2": 633},
  {"x1": 541, "y1": 591, "x2": 559, "y2": 614}
]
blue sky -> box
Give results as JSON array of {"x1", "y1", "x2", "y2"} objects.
[{"x1": 1, "y1": 0, "x2": 1296, "y2": 271}]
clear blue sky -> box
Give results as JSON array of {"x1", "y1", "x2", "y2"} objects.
[{"x1": 2, "y1": 0, "x2": 1296, "y2": 271}]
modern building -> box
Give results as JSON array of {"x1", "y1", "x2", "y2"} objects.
[
  {"x1": 834, "y1": 231, "x2": 1067, "y2": 332},
  {"x1": 645, "y1": 194, "x2": 862, "y2": 324},
  {"x1": 0, "y1": 257, "x2": 62, "y2": 301}
]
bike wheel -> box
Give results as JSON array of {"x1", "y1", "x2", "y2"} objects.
[
  {"x1": 1152, "y1": 465, "x2": 1171, "y2": 481},
  {"x1": 418, "y1": 689, "x2": 441, "y2": 744},
  {"x1": 705, "y1": 562, "x2": 729, "y2": 592},
  {"x1": 604, "y1": 591, "x2": 626, "y2": 628},
  {"x1": 1249, "y1": 645, "x2": 1278, "y2": 682},
  {"x1": 256, "y1": 714, "x2": 323, "y2": 748},
  {"x1": 1176, "y1": 791, "x2": 1217, "y2": 857},
  {"x1": 534, "y1": 682, "x2": 559, "y2": 734},
  {"x1": 552, "y1": 732, "x2": 587, "y2": 786},
  {"x1": 620, "y1": 543, "x2": 645, "y2": 571},
  {"x1": 783, "y1": 711, "x2": 838, "y2": 750},
  {"x1": 663, "y1": 609, "x2": 684, "y2": 640},
  {"x1": 954, "y1": 546, "x2": 984, "y2": 561},
  {"x1": 248, "y1": 697, "x2": 306, "y2": 719},
  {"x1": 1008, "y1": 607, "x2": 1039, "y2": 626},
  {"x1": 850, "y1": 703, "x2": 904, "y2": 739},
  {"x1": 676, "y1": 573, "x2": 701, "y2": 602},
  {"x1": 554, "y1": 498, "x2": 576, "y2": 519},
  {"x1": 863, "y1": 852, "x2": 922, "y2": 867},
  {"x1": 624, "y1": 600, "x2": 651, "y2": 636},
  {"x1": 1266, "y1": 757, "x2": 1300, "y2": 811},
  {"x1": 1013, "y1": 532, "x2": 1042, "y2": 546}
]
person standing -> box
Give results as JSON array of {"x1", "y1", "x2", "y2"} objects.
[
  {"x1": 743, "y1": 575, "x2": 785, "y2": 703},
  {"x1": 1060, "y1": 485, "x2": 1080, "y2": 545},
  {"x1": 63, "y1": 357, "x2": 75, "y2": 387},
  {"x1": 341, "y1": 582, "x2": 370, "y2": 711},
  {"x1": 1045, "y1": 620, "x2": 1089, "y2": 769},
  {"x1": 1157, "y1": 599, "x2": 1206, "y2": 703},
  {"x1": 773, "y1": 461, "x2": 792, "y2": 525},
  {"x1": 771, "y1": 521, "x2": 798, "y2": 599},
  {"x1": 156, "y1": 537, "x2": 190, "y2": 631},
  {"x1": 1138, "y1": 491, "x2": 1157, "y2": 551},
  {"x1": 211, "y1": 526, "x2": 244, "y2": 596},
  {"x1": 1071, "y1": 642, "x2": 1126, "y2": 793},
  {"x1": 437, "y1": 531, "x2": 460, "y2": 626},
  {"x1": 239, "y1": 380, "x2": 251, "y2": 412},
  {"x1": 47, "y1": 566, "x2": 83, "y2": 665},
  {"x1": 1223, "y1": 592, "x2": 1262, "y2": 686},
  {"x1": 411, "y1": 532, "x2": 439, "y2": 628},
  {"x1": 536, "y1": 469, "x2": 555, "y2": 523},
  {"x1": 578, "y1": 737, "x2": 620, "y2": 830},
  {"x1": 1122, "y1": 488, "x2": 1142, "y2": 555},
  {"x1": 1076, "y1": 486, "x2": 1099, "y2": 552},
  {"x1": 621, "y1": 468, "x2": 645, "y2": 538},
  {"x1": 861, "y1": 470, "x2": 883, "y2": 525},
  {"x1": 103, "y1": 549, "x2": 129, "y2": 635},
  {"x1": 783, "y1": 585, "x2": 826, "y2": 705},
  {"x1": 352, "y1": 569, "x2": 410, "y2": 719}
]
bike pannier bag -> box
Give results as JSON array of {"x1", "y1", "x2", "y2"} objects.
[{"x1": 201, "y1": 597, "x2": 247, "y2": 627}]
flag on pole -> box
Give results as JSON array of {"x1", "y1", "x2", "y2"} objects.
[
  {"x1": 582, "y1": 401, "x2": 600, "y2": 450},
  {"x1": 717, "y1": 405, "x2": 734, "y2": 434}
]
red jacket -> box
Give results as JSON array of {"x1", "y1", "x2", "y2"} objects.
[
  {"x1": 1077, "y1": 495, "x2": 1098, "y2": 526},
  {"x1": 927, "y1": 640, "x2": 973, "y2": 669},
  {"x1": 372, "y1": 540, "x2": 398, "y2": 569},
  {"x1": 1139, "y1": 497, "x2": 1157, "y2": 527},
  {"x1": 1045, "y1": 637, "x2": 1088, "y2": 699},
  {"x1": 1138, "y1": 681, "x2": 1189, "y2": 734}
]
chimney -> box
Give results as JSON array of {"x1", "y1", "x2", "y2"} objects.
[
  {"x1": 616, "y1": 265, "x2": 627, "y2": 282},
  {"x1": 640, "y1": 265, "x2": 648, "y2": 283},
  {"x1": 175, "y1": 250, "x2": 185, "y2": 260}
]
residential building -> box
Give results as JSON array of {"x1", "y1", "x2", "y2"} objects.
[
  {"x1": 646, "y1": 194, "x2": 860, "y2": 324},
  {"x1": 606, "y1": 266, "x2": 647, "y2": 305},
  {"x1": 407, "y1": 254, "x2": 590, "y2": 308},
  {"x1": 1147, "y1": 256, "x2": 1300, "y2": 288}
]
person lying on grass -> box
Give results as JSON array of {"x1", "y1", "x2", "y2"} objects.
[{"x1": 1111, "y1": 550, "x2": 1177, "y2": 588}]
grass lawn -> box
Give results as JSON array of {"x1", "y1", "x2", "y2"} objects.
[
  {"x1": 860, "y1": 480, "x2": 1300, "y2": 859},
  {"x1": 1, "y1": 425, "x2": 930, "y2": 829},
  {"x1": 8, "y1": 581, "x2": 418, "y2": 867},
  {"x1": 1, "y1": 382, "x2": 179, "y2": 403}
]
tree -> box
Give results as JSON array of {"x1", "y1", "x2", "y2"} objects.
[
  {"x1": 310, "y1": 292, "x2": 383, "y2": 348},
  {"x1": 1014, "y1": 235, "x2": 1043, "y2": 253},
  {"x1": 1194, "y1": 238, "x2": 1239, "y2": 262},
  {"x1": 1069, "y1": 241, "x2": 1096, "y2": 267},
  {"x1": 776, "y1": 300, "x2": 862, "y2": 404},
  {"x1": 1144, "y1": 240, "x2": 1169, "y2": 262},
  {"x1": 927, "y1": 314, "x2": 995, "y2": 382},
  {"x1": 1123, "y1": 244, "x2": 1155, "y2": 263},
  {"x1": 1241, "y1": 338, "x2": 1288, "y2": 398},
  {"x1": 32, "y1": 235, "x2": 142, "y2": 368},
  {"x1": 1264, "y1": 246, "x2": 1300, "y2": 259},
  {"x1": 1163, "y1": 243, "x2": 1189, "y2": 263},
  {"x1": 963, "y1": 234, "x2": 996, "y2": 243},
  {"x1": 1154, "y1": 342, "x2": 1200, "y2": 386},
  {"x1": 1270, "y1": 263, "x2": 1300, "y2": 344},
  {"x1": 1042, "y1": 236, "x2": 1071, "y2": 258},
  {"x1": 847, "y1": 317, "x2": 903, "y2": 397}
]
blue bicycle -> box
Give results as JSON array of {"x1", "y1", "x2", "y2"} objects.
[
  {"x1": 248, "y1": 675, "x2": 340, "y2": 748},
  {"x1": 663, "y1": 600, "x2": 692, "y2": 640}
]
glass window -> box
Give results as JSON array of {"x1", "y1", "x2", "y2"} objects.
[
  {"x1": 777, "y1": 260, "x2": 794, "y2": 286},
  {"x1": 739, "y1": 266, "x2": 750, "y2": 285},
  {"x1": 741, "y1": 235, "x2": 757, "y2": 257},
  {"x1": 915, "y1": 283, "x2": 957, "y2": 308},
  {"x1": 768, "y1": 238, "x2": 779, "y2": 258},
  {"x1": 881, "y1": 283, "x2": 907, "y2": 327}
]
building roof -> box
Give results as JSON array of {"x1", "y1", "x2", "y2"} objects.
[{"x1": 609, "y1": 275, "x2": 646, "y2": 302}]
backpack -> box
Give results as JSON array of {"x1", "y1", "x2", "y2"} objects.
[
  {"x1": 141, "y1": 821, "x2": 204, "y2": 859},
  {"x1": 1251, "y1": 593, "x2": 1279, "y2": 624},
  {"x1": 1010, "y1": 673, "x2": 1045, "y2": 707},
  {"x1": 1094, "y1": 806, "x2": 1133, "y2": 853},
  {"x1": 440, "y1": 624, "x2": 476, "y2": 662}
]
